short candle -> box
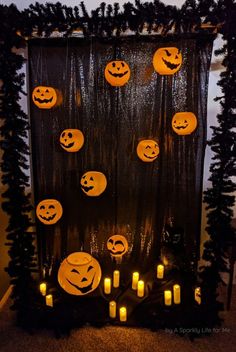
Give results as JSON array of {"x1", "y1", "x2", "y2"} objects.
[
  {"x1": 137, "y1": 280, "x2": 145, "y2": 298},
  {"x1": 164, "y1": 290, "x2": 172, "y2": 306},
  {"x1": 119, "y1": 306, "x2": 127, "y2": 322},
  {"x1": 195, "y1": 287, "x2": 201, "y2": 304},
  {"x1": 132, "y1": 272, "x2": 139, "y2": 290},
  {"x1": 45, "y1": 294, "x2": 53, "y2": 307},
  {"x1": 109, "y1": 301, "x2": 116, "y2": 318},
  {"x1": 39, "y1": 282, "x2": 47, "y2": 296},
  {"x1": 173, "y1": 284, "x2": 181, "y2": 304},
  {"x1": 157, "y1": 264, "x2": 164, "y2": 279},
  {"x1": 113, "y1": 270, "x2": 120, "y2": 288},
  {"x1": 104, "y1": 278, "x2": 111, "y2": 294}
]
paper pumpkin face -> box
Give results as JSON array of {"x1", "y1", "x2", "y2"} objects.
[
  {"x1": 172, "y1": 112, "x2": 197, "y2": 135},
  {"x1": 107, "y1": 235, "x2": 128, "y2": 257},
  {"x1": 58, "y1": 252, "x2": 102, "y2": 295},
  {"x1": 32, "y1": 86, "x2": 57, "y2": 109},
  {"x1": 137, "y1": 139, "x2": 160, "y2": 162},
  {"x1": 80, "y1": 171, "x2": 107, "y2": 197},
  {"x1": 153, "y1": 47, "x2": 182, "y2": 75},
  {"x1": 105, "y1": 60, "x2": 131, "y2": 86},
  {"x1": 60, "y1": 129, "x2": 84, "y2": 152},
  {"x1": 36, "y1": 199, "x2": 63, "y2": 225}
]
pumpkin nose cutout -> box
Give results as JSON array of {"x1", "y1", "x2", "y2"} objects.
[
  {"x1": 117, "y1": 67, "x2": 120, "y2": 71},
  {"x1": 84, "y1": 181, "x2": 87, "y2": 184},
  {"x1": 81, "y1": 277, "x2": 88, "y2": 282}
]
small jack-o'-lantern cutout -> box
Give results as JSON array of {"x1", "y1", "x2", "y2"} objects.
[
  {"x1": 107, "y1": 235, "x2": 128, "y2": 257},
  {"x1": 105, "y1": 60, "x2": 131, "y2": 86},
  {"x1": 172, "y1": 112, "x2": 197, "y2": 135},
  {"x1": 32, "y1": 86, "x2": 57, "y2": 109},
  {"x1": 153, "y1": 47, "x2": 182, "y2": 75},
  {"x1": 60, "y1": 129, "x2": 84, "y2": 152},
  {"x1": 58, "y1": 252, "x2": 102, "y2": 295},
  {"x1": 36, "y1": 199, "x2": 63, "y2": 225},
  {"x1": 137, "y1": 139, "x2": 160, "y2": 162},
  {"x1": 80, "y1": 171, "x2": 107, "y2": 197}
]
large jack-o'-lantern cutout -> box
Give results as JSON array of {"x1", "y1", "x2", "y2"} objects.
[
  {"x1": 153, "y1": 47, "x2": 182, "y2": 75},
  {"x1": 32, "y1": 86, "x2": 57, "y2": 109},
  {"x1": 172, "y1": 112, "x2": 197, "y2": 135},
  {"x1": 58, "y1": 252, "x2": 102, "y2": 295},
  {"x1": 107, "y1": 235, "x2": 128, "y2": 257},
  {"x1": 60, "y1": 129, "x2": 84, "y2": 152},
  {"x1": 36, "y1": 199, "x2": 63, "y2": 225},
  {"x1": 137, "y1": 139, "x2": 160, "y2": 162},
  {"x1": 105, "y1": 60, "x2": 131, "y2": 86},
  {"x1": 80, "y1": 171, "x2": 107, "y2": 197}
]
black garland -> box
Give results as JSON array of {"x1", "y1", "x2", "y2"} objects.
[{"x1": 0, "y1": 0, "x2": 235, "y2": 333}]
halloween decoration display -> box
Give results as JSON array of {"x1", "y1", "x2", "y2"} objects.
[
  {"x1": 80, "y1": 171, "x2": 107, "y2": 197},
  {"x1": 32, "y1": 86, "x2": 57, "y2": 109},
  {"x1": 104, "y1": 60, "x2": 131, "y2": 86},
  {"x1": 107, "y1": 235, "x2": 128, "y2": 257},
  {"x1": 36, "y1": 199, "x2": 63, "y2": 225},
  {"x1": 172, "y1": 112, "x2": 197, "y2": 135},
  {"x1": 136, "y1": 139, "x2": 160, "y2": 162},
  {"x1": 58, "y1": 252, "x2": 102, "y2": 295},
  {"x1": 153, "y1": 47, "x2": 182, "y2": 75},
  {"x1": 59, "y1": 129, "x2": 84, "y2": 152}
]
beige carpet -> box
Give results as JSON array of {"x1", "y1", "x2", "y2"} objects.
[{"x1": 0, "y1": 289, "x2": 235, "y2": 352}]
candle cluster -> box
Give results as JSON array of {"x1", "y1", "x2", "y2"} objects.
[
  {"x1": 164, "y1": 284, "x2": 181, "y2": 306},
  {"x1": 39, "y1": 282, "x2": 54, "y2": 307},
  {"x1": 104, "y1": 270, "x2": 120, "y2": 294}
]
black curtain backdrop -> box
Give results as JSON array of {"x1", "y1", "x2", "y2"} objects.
[{"x1": 29, "y1": 35, "x2": 213, "y2": 278}]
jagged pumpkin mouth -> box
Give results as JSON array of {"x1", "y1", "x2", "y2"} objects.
[
  {"x1": 39, "y1": 213, "x2": 56, "y2": 221},
  {"x1": 162, "y1": 58, "x2": 180, "y2": 70},
  {"x1": 34, "y1": 96, "x2": 54, "y2": 104},
  {"x1": 108, "y1": 70, "x2": 129, "y2": 78}
]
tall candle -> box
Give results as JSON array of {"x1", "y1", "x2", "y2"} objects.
[
  {"x1": 164, "y1": 290, "x2": 172, "y2": 306},
  {"x1": 104, "y1": 278, "x2": 111, "y2": 294},
  {"x1": 45, "y1": 294, "x2": 53, "y2": 307},
  {"x1": 113, "y1": 270, "x2": 120, "y2": 288},
  {"x1": 109, "y1": 301, "x2": 116, "y2": 318},
  {"x1": 173, "y1": 284, "x2": 181, "y2": 304},
  {"x1": 119, "y1": 307, "x2": 127, "y2": 322},
  {"x1": 132, "y1": 272, "x2": 139, "y2": 290},
  {"x1": 157, "y1": 264, "x2": 164, "y2": 279},
  {"x1": 195, "y1": 287, "x2": 201, "y2": 304},
  {"x1": 40, "y1": 282, "x2": 46, "y2": 296},
  {"x1": 137, "y1": 280, "x2": 145, "y2": 298}
]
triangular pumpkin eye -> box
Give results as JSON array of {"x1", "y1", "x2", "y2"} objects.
[
  {"x1": 87, "y1": 265, "x2": 93, "y2": 272},
  {"x1": 145, "y1": 145, "x2": 151, "y2": 149},
  {"x1": 36, "y1": 89, "x2": 40, "y2": 93},
  {"x1": 184, "y1": 120, "x2": 187, "y2": 123},
  {"x1": 90, "y1": 177, "x2": 94, "y2": 181},
  {"x1": 165, "y1": 49, "x2": 171, "y2": 57},
  {"x1": 45, "y1": 89, "x2": 49, "y2": 93}
]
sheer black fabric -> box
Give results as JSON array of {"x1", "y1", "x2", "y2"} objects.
[{"x1": 29, "y1": 35, "x2": 213, "y2": 275}]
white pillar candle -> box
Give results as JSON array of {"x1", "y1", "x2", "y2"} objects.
[
  {"x1": 173, "y1": 284, "x2": 181, "y2": 304},
  {"x1": 104, "y1": 278, "x2": 111, "y2": 294},
  {"x1": 113, "y1": 270, "x2": 120, "y2": 288},
  {"x1": 195, "y1": 287, "x2": 201, "y2": 304},
  {"x1": 45, "y1": 294, "x2": 53, "y2": 307},
  {"x1": 164, "y1": 290, "x2": 172, "y2": 306},
  {"x1": 39, "y1": 282, "x2": 47, "y2": 296},
  {"x1": 132, "y1": 272, "x2": 139, "y2": 290},
  {"x1": 157, "y1": 264, "x2": 164, "y2": 279},
  {"x1": 119, "y1": 306, "x2": 127, "y2": 322},
  {"x1": 137, "y1": 280, "x2": 145, "y2": 298},
  {"x1": 109, "y1": 301, "x2": 116, "y2": 318}
]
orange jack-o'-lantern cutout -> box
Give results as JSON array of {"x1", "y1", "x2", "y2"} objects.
[
  {"x1": 36, "y1": 199, "x2": 63, "y2": 225},
  {"x1": 107, "y1": 235, "x2": 128, "y2": 257},
  {"x1": 137, "y1": 139, "x2": 160, "y2": 162},
  {"x1": 80, "y1": 171, "x2": 107, "y2": 197},
  {"x1": 105, "y1": 60, "x2": 131, "y2": 86},
  {"x1": 60, "y1": 129, "x2": 84, "y2": 152},
  {"x1": 153, "y1": 47, "x2": 182, "y2": 75},
  {"x1": 32, "y1": 86, "x2": 57, "y2": 109},
  {"x1": 58, "y1": 252, "x2": 102, "y2": 295},
  {"x1": 172, "y1": 112, "x2": 197, "y2": 135}
]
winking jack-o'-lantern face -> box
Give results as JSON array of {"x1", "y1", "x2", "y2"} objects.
[
  {"x1": 107, "y1": 235, "x2": 128, "y2": 257},
  {"x1": 137, "y1": 139, "x2": 160, "y2": 162},
  {"x1": 36, "y1": 199, "x2": 63, "y2": 225},
  {"x1": 80, "y1": 171, "x2": 107, "y2": 197},
  {"x1": 153, "y1": 47, "x2": 182, "y2": 75},
  {"x1": 58, "y1": 252, "x2": 102, "y2": 295},
  {"x1": 172, "y1": 112, "x2": 197, "y2": 135},
  {"x1": 32, "y1": 86, "x2": 57, "y2": 109},
  {"x1": 105, "y1": 60, "x2": 131, "y2": 86},
  {"x1": 60, "y1": 129, "x2": 84, "y2": 152}
]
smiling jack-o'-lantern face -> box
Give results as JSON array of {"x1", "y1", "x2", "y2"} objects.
[
  {"x1": 107, "y1": 235, "x2": 128, "y2": 257},
  {"x1": 36, "y1": 199, "x2": 63, "y2": 225},
  {"x1": 172, "y1": 112, "x2": 197, "y2": 135},
  {"x1": 153, "y1": 47, "x2": 182, "y2": 75},
  {"x1": 80, "y1": 171, "x2": 107, "y2": 197},
  {"x1": 32, "y1": 86, "x2": 57, "y2": 109},
  {"x1": 58, "y1": 252, "x2": 102, "y2": 295},
  {"x1": 105, "y1": 60, "x2": 131, "y2": 86},
  {"x1": 60, "y1": 129, "x2": 84, "y2": 152},
  {"x1": 137, "y1": 139, "x2": 160, "y2": 162}
]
